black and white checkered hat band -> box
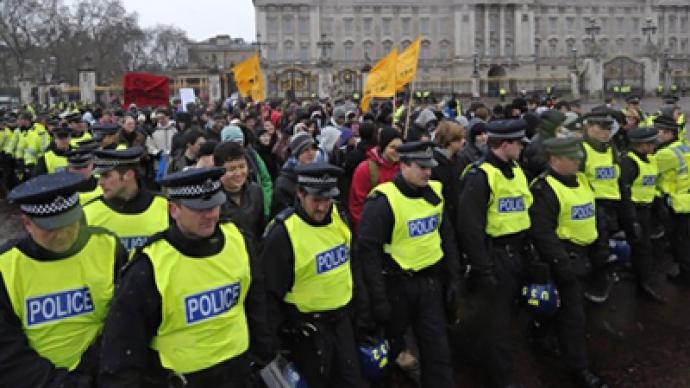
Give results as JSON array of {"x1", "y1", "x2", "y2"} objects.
[
  {"x1": 20, "y1": 193, "x2": 79, "y2": 216},
  {"x1": 297, "y1": 175, "x2": 337, "y2": 186},
  {"x1": 94, "y1": 157, "x2": 140, "y2": 167},
  {"x1": 167, "y1": 180, "x2": 222, "y2": 197}
]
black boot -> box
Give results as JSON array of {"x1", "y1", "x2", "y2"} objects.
[
  {"x1": 572, "y1": 369, "x2": 609, "y2": 388},
  {"x1": 639, "y1": 281, "x2": 667, "y2": 303}
]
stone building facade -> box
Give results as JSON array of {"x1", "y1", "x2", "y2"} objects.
[{"x1": 254, "y1": 0, "x2": 690, "y2": 99}]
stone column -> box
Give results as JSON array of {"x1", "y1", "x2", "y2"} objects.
[
  {"x1": 208, "y1": 73, "x2": 221, "y2": 103},
  {"x1": 37, "y1": 83, "x2": 48, "y2": 106},
  {"x1": 582, "y1": 58, "x2": 603, "y2": 98},
  {"x1": 570, "y1": 71, "x2": 580, "y2": 99},
  {"x1": 79, "y1": 68, "x2": 96, "y2": 104},
  {"x1": 485, "y1": 6, "x2": 491, "y2": 57},
  {"x1": 639, "y1": 57, "x2": 660, "y2": 97},
  {"x1": 318, "y1": 67, "x2": 332, "y2": 98},
  {"x1": 499, "y1": 6, "x2": 505, "y2": 57},
  {"x1": 19, "y1": 79, "x2": 33, "y2": 105}
]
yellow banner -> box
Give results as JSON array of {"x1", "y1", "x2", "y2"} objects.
[
  {"x1": 396, "y1": 37, "x2": 421, "y2": 91},
  {"x1": 361, "y1": 48, "x2": 398, "y2": 112},
  {"x1": 233, "y1": 53, "x2": 265, "y2": 102}
]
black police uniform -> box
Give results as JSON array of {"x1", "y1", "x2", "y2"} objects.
[
  {"x1": 98, "y1": 168, "x2": 272, "y2": 388},
  {"x1": 261, "y1": 162, "x2": 366, "y2": 387},
  {"x1": 528, "y1": 137, "x2": 608, "y2": 388},
  {"x1": 521, "y1": 110, "x2": 566, "y2": 180},
  {"x1": 0, "y1": 172, "x2": 127, "y2": 387},
  {"x1": 32, "y1": 126, "x2": 73, "y2": 177},
  {"x1": 358, "y1": 141, "x2": 459, "y2": 388},
  {"x1": 456, "y1": 119, "x2": 531, "y2": 387},
  {"x1": 579, "y1": 111, "x2": 632, "y2": 301},
  {"x1": 618, "y1": 127, "x2": 665, "y2": 301}
]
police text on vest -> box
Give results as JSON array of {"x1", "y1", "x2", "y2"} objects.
[
  {"x1": 121, "y1": 236, "x2": 149, "y2": 251},
  {"x1": 185, "y1": 283, "x2": 241, "y2": 325},
  {"x1": 316, "y1": 244, "x2": 350, "y2": 274},
  {"x1": 25, "y1": 287, "x2": 94, "y2": 326},
  {"x1": 571, "y1": 203, "x2": 595, "y2": 220},
  {"x1": 594, "y1": 167, "x2": 616, "y2": 180},
  {"x1": 407, "y1": 214, "x2": 440, "y2": 237},
  {"x1": 497, "y1": 197, "x2": 525, "y2": 213}
]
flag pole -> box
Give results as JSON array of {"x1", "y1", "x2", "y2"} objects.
[{"x1": 403, "y1": 81, "x2": 416, "y2": 140}]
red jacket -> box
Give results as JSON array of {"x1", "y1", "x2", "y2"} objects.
[{"x1": 348, "y1": 147, "x2": 400, "y2": 231}]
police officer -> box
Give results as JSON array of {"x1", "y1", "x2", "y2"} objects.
[
  {"x1": 65, "y1": 112, "x2": 92, "y2": 147},
  {"x1": 0, "y1": 171, "x2": 127, "y2": 386},
  {"x1": 624, "y1": 96, "x2": 651, "y2": 127},
  {"x1": 99, "y1": 167, "x2": 272, "y2": 387},
  {"x1": 82, "y1": 146, "x2": 169, "y2": 251},
  {"x1": 457, "y1": 119, "x2": 532, "y2": 387},
  {"x1": 529, "y1": 137, "x2": 609, "y2": 388},
  {"x1": 32, "y1": 124, "x2": 73, "y2": 176},
  {"x1": 261, "y1": 162, "x2": 365, "y2": 387},
  {"x1": 92, "y1": 123, "x2": 125, "y2": 150},
  {"x1": 66, "y1": 142, "x2": 103, "y2": 205},
  {"x1": 619, "y1": 127, "x2": 666, "y2": 301},
  {"x1": 653, "y1": 116, "x2": 690, "y2": 284},
  {"x1": 579, "y1": 110, "x2": 630, "y2": 302},
  {"x1": 358, "y1": 141, "x2": 459, "y2": 387},
  {"x1": 0, "y1": 112, "x2": 18, "y2": 191}
]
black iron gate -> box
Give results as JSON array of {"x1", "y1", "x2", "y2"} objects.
[{"x1": 603, "y1": 56, "x2": 644, "y2": 95}]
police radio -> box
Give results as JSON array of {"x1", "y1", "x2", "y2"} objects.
[{"x1": 521, "y1": 283, "x2": 560, "y2": 317}]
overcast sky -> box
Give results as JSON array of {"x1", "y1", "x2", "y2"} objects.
[{"x1": 120, "y1": 0, "x2": 256, "y2": 42}]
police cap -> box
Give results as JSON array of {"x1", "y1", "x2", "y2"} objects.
[
  {"x1": 582, "y1": 110, "x2": 615, "y2": 128},
  {"x1": 8, "y1": 172, "x2": 86, "y2": 230},
  {"x1": 93, "y1": 146, "x2": 144, "y2": 174},
  {"x1": 396, "y1": 141, "x2": 438, "y2": 168},
  {"x1": 486, "y1": 119, "x2": 529, "y2": 142},
  {"x1": 160, "y1": 167, "x2": 226, "y2": 210},
  {"x1": 628, "y1": 127, "x2": 658, "y2": 143},
  {"x1": 653, "y1": 115, "x2": 680, "y2": 132},
  {"x1": 295, "y1": 162, "x2": 343, "y2": 198},
  {"x1": 539, "y1": 110, "x2": 566, "y2": 136},
  {"x1": 625, "y1": 95, "x2": 641, "y2": 104},
  {"x1": 52, "y1": 125, "x2": 72, "y2": 138},
  {"x1": 63, "y1": 112, "x2": 81, "y2": 123},
  {"x1": 92, "y1": 123, "x2": 119, "y2": 140},
  {"x1": 542, "y1": 137, "x2": 584, "y2": 160}
]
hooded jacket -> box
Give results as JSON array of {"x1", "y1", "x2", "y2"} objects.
[{"x1": 348, "y1": 147, "x2": 400, "y2": 231}]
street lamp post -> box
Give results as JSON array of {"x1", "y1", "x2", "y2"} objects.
[
  {"x1": 316, "y1": 34, "x2": 334, "y2": 98},
  {"x1": 641, "y1": 18, "x2": 657, "y2": 45},
  {"x1": 471, "y1": 51, "x2": 481, "y2": 98},
  {"x1": 316, "y1": 33, "x2": 334, "y2": 65},
  {"x1": 571, "y1": 48, "x2": 578, "y2": 70}
]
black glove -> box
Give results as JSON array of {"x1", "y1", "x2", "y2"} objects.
[
  {"x1": 470, "y1": 266, "x2": 498, "y2": 291},
  {"x1": 631, "y1": 222, "x2": 643, "y2": 240},
  {"x1": 554, "y1": 256, "x2": 577, "y2": 286},
  {"x1": 444, "y1": 278, "x2": 462, "y2": 324}
]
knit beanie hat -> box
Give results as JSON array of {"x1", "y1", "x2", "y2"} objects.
[{"x1": 378, "y1": 127, "x2": 402, "y2": 150}]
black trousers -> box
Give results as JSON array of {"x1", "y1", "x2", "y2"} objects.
[
  {"x1": 471, "y1": 246, "x2": 525, "y2": 388},
  {"x1": 284, "y1": 315, "x2": 364, "y2": 388},
  {"x1": 627, "y1": 205, "x2": 654, "y2": 283},
  {"x1": 384, "y1": 273, "x2": 454, "y2": 388},
  {"x1": 167, "y1": 353, "x2": 251, "y2": 388},
  {"x1": 667, "y1": 211, "x2": 690, "y2": 276}
]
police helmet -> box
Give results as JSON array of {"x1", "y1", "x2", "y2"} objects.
[
  {"x1": 358, "y1": 338, "x2": 390, "y2": 381},
  {"x1": 608, "y1": 238, "x2": 631, "y2": 266},
  {"x1": 521, "y1": 283, "x2": 560, "y2": 317}
]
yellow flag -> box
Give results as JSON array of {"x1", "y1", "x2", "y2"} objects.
[
  {"x1": 361, "y1": 48, "x2": 398, "y2": 112},
  {"x1": 233, "y1": 53, "x2": 265, "y2": 102},
  {"x1": 396, "y1": 37, "x2": 421, "y2": 91}
]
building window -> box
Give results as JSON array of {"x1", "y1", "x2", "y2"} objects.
[
  {"x1": 681, "y1": 39, "x2": 688, "y2": 54},
  {"x1": 439, "y1": 40, "x2": 451, "y2": 60},
  {"x1": 549, "y1": 17, "x2": 558, "y2": 35},
  {"x1": 401, "y1": 39, "x2": 412, "y2": 50},
  {"x1": 343, "y1": 41, "x2": 353, "y2": 60},
  {"x1": 344, "y1": 18, "x2": 353, "y2": 35},
  {"x1": 505, "y1": 39, "x2": 514, "y2": 56},
  {"x1": 420, "y1": 18, "x2": 430, "y2": 35},
  {"x1": 421, "y1": 40, "x2": 431, "y2": 59},
  {"x1": 402, "y1": 17, "x2": 411, "y2": 33},
  {"x1": 522, "y1": 13, "x2": 529, "y2": 22},
  {"x1": 300, "y1": 44, "x2": 309, "y2": 61},
  {"x1": 383, "y1": 18, "x2": 392, "y2": 35},
  {"x1": 616, "y1": 17, "x2": 624, "y2": 34},
  {"x1": 283, "y1": 16, "x2": 293, "y2": 34},
  {"x1": 566, "y1": 17, "x2": 575, "y2": 34},
  {"x1": 284, "y1": 41, "x2": 294, "y2": 61},
  {"x1": 267, "y1": 45, "x2": 277, "y2": 61},
  {"x1": 363, "y1": 18, "x2": 372, "y2": 34},
  {"x1": 548, "y1": 39, "x2": 557, "y2": 57},
  {"x1": 299, "y1": 17, "x2": 309, "y2": 35},
  {"x1": 669, "y1": 16, "x2": 677, "y2": 33},
  {"x1": 267, "y1": 17, "x2": 278, "y2": 35},
  {"x1": 632, "y1": 17, "x2": 640, "y2": 34},
  {"x1": 382, "y1": 40, "x2": 393, "y2": 53},
  {"x1": 363, "y1": 41, "x2": 374, "y2": 59}
]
